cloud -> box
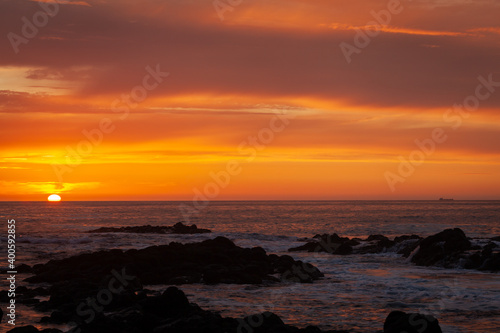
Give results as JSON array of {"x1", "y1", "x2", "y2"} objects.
[
  {"x1": 1, "y1": 0, "x2": 500, "y2": 199},
  {"x1": 324, "y1": 23, "x2": 472, "y2": 37},
  {"x1": 0, "y1": 0, "x2": 499, "y2": 109},
  {"x1": 31, "y1": 0, "x2": 91, "y2": 7}
]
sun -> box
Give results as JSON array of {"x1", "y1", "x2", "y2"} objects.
[{"x1": 48, "y1": 194, "x2": 62, "y2": 202}]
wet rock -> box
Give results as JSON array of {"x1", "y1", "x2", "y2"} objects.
[
  {"x1": 393, "y1": 235, "x2": 422, "y2": 243},
  {"x1": 482, "y1": 242, "x2": 498, "y2": 255},
  {"x1": 289, "y1": 234, "x2": 350, "y2": 254},
  {"x1": 384, "y1": 311, "x2": 442, "y2": 333},
  {"x1": 6, "y1": 326, "x2": 62, "y2": 333},
  {"x1": 290, "y1": 232, "x2": 398, "y2": 256},
  {"x1": 241, "y1": 312, "x2": 285, "y2": 332},
  {"x1": 395, "y1": 236, "x2": 422, "y2": 258},
  {"x1": 479, "y1": 252, "x2": 500, "y2": 272},
  {"x1": 65, "y1": 286, "x2": 341, "y2": 333},
  {"x1": 313, "y1": 233, "x2": 350, "y2": 244},
  {"x1": 288, "y1": 228, "x2": 497, "y2": 272},
  {"x1": 358, "y1": 237, "x2": 395, "y2": 255},
  {"x1": 335, "y1": 242, "x2": 353, "y2": 255},
  {"x1": 17, "y1": 264, "x2": 33, "y2": 273},
  {"x1": 464, "y1": 252, "x2": 483, "y2": 269},
  {"x1": 7, "y1": 326, "x2": 39, "y2": 333},
  {"x1": 27, "y1": 237, "x2": 323, "y2": 310},
  {"x1": 288, "y1": 242, "x2": 323, "y2": 253},
  {"x1": 366, "y1": 235, "x2": 389, "y2": 242},
  {"x1": 411, "y1": 228, "x2": 471, "y2": 267},
  {"x1": 88, "y1": 222, "x2": 211, "y2": 234}
]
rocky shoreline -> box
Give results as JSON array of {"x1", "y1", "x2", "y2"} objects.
[
  {"x1": 1, "y1": 285, "x2": 443, "y2": 333},
  {"x1": 87, "y1": 222, "x2": 211, "y2": 234},
  {"x1": 289, "y1": 228, "x2": 500, "y2": 272},
  {"x1": 25, "y1": 237, "x2": 323, "y2": 287},
  {"x1": 2, "y1": 227, "x2": 497, "y2": 332}
]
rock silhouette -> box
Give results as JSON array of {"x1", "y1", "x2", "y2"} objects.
[
  {"x1": 88, "y1": 222, "x2": 211, "y2": 234},
  {"x1": 289, "y1": 228, "x2": 499, "y2": 272},
  {"x1": 384, "y1": 311, "x2": 442, "y2": 333}
]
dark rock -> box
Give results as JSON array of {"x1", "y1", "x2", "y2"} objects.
[
  {"x1": 279, "y1": 260, "x2": 324, "y2": 283},
  {"x1": 290, "y1": 233, "x2": 351, "y2": 254},
  {"x1": 62, "y1": 286, "x2": 339, "y2": 333},
  {"x1": 479, "y1": 252, "x2": 500, "y2": 272},
  {"x1": 0, "y1": 290, "x2": 9, "y2": 302},
  {"x1": 335, "y1": 242, "x2": 353, "y2": 255},
  {"x1": 17, "y1": 286, "x2": 29, "y2": 293},
  {"x1": 292, "y1": 232, "x2": 400, "y2": 256},
  {"x1": 313, "y1": 233, "x2": 350, "y2": 244},
  {"x1": 288, "y1": 242, "x2": 323, "y2": 252},
  {"x1": 26, "y1": 237, "x2": 323, "y2": 311},
  {"x1": 17, "y1": 264, "x2": 33, "y2": 273},
  {"x1": 162, "y1": 286, "x2": 190, "y2": 309},
  {"x1": 491, "y1": 236, "x2": 500, "y2": 242},
  {"x1": 7, "y1": 327, "x2": 62, "y2": 333},
  {"x1": 384, "y1": 311, "x2": 442, "y2": 333},
  {"x1": 88, "y1": 222, "x2": 211, "y2": 234},
  {"x1": 483, "y1": 242, "x2": 497, "y2": 254},
  {"x1": 393, "y1": 235, "x2": 422, "y2": 243},
  {"x1": 242, "y1": 312, "x2": 285, "y2": 332},
  {"x1": 464, "y1": 252, "x2": 483, "y2": 269},
  {"x1": 411, "y1": 228, "x2": 471, "y2": 267},
  {"x1": 366, "y1": 235, "x2": 389, "y2": 242},
  {"x1": 396, "y1": 238, "x2": 422, "y2": 258},
  {"x1": 7, "y1": 326, "x2": 39, "y2": 333},
  {"x1": 358, "y1": 237, "x2": 395, "y2": 255},
  {"x1": 345, "y1": 239, "x2": 361, "y2": 247}
]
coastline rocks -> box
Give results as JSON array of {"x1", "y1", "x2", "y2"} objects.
[
  {"x1": 21, "y1": 238, "x2": 324, "y2": 332},
  {"x1": 289, "y1": 233, "x2": 403, "y2": 256},
  {"x1": 383, "y1": 311, "x2": 442, "y2": 333},
  {"x1": 55, "y1": 286, "x2": 348, "y2": 333},
  {"x1": 27, "y1": 237, "x2": 323, "y2": 309},
  {"x1": 17, "y1": 264, "x2": 34, "y2": 274},
  {"x1": 6, "y1": 327, "x2": 62, "y2": 333},
  {"x1": 88, "y1": 222, "x2": 211, "y2": 234},
  {"x1": 478, "y1": 252, "x2": 500, "y2": 271},
  {"x1": 0, "y1": 286, "x2": 49, "y2": 305},
  {"x1": 289, "y1": 234, "x2": 357, "y2": 255},
  {"x1": 7, "y1": 327, "x2": 39, "y2": 333},
  {"x1": 289, "y1": 228, "x2": 499, "y2": 272},
  {"x1": 411, "y1": 228, "x2": 471, "y2": 267}
]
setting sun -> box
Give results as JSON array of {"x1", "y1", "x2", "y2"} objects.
[{"x1": 48, "y1": 194, "x2": 62, "y2": 202}]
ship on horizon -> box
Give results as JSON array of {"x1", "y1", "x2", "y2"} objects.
[{"x1": 439, "y1": 198, "x2": 454, "y2": 201}]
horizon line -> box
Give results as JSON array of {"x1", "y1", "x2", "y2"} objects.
[{"x1": 2, "y1": 199, "x2": 500, "y2": 202}]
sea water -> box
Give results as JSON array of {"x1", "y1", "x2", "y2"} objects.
[{"x1": 0, "y1": 201, "x2": 499, "y2": 332}]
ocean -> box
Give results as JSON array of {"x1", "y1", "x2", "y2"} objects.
[{"x1": 1, "y1": 200, "x2": 500, "y2": 332}]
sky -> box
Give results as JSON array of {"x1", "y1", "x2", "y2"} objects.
[{"x1": 1, "y1": 0, "x2": 499, "y2": 201}]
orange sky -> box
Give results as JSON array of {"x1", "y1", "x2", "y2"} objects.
[{"x1": 1, "y1": 0, "x2": 500, "y2": 200}]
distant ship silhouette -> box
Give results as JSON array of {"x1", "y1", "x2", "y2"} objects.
[{"x1": 439, "y1": 198, "x2": 454, "y2": 201}]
